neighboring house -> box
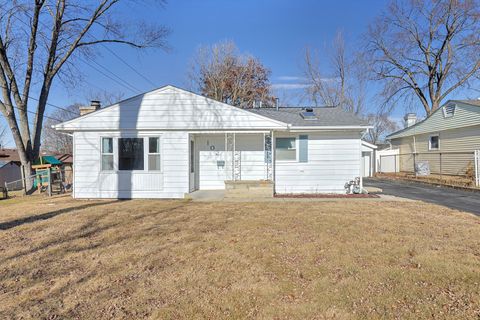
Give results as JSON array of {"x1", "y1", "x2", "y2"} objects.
[
  {"x1": 386, "y1": 100, "x2": 480, "y2": 175},
  {"x1": 54, "y1": 85, "x2": 371, "y2": 199},
  {"x1": 0, "y1": 148, "x2": 22, "y2": 188}
]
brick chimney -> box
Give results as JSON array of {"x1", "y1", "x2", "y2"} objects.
[
  {"x1": 404, "y1": 113, "x2": 417, "y2": 128},
  {"x1": 79, "y1": 100, "x2": 101, "y2": 116}
]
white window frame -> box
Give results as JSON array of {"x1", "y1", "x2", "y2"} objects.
[
  {"x1": 275, "y1": 136, "x2": 298, "y2": 162},
  {"x1": 147, "y1": 136, "x2": 162, "y2": 172},
  {"x1": 100, "y1": 137, "x2": 114, "y2": 171},
  {"x1": 428, "y1": 134, "x2": 440, "y2": 151}
]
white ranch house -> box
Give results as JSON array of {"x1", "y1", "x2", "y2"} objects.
[{"x1": 54, "y1": 85, "x2": 371, "y2": 198}]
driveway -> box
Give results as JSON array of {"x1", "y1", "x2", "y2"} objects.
[{"x1": 364, "y1": 178, "x2": 480, "y2": 216}]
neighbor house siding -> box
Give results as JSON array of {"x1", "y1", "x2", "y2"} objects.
[
  {"x1": 388, "y1": 102, "x2": 480, "y2": 139},
  {"x1": 73, "y1": 131, "x2": 188, "y2": 198},
  {"x1": 274, "y1": 132, "x2": 361, "y2": 194},
  {"x1": 391, "y1": 125, "x2": 480, "y2": 175},
  {"x1": 0, "y1": 162, "x2": 21, "y2": 188}
]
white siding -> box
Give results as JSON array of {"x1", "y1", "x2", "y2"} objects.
[
  {"x1": 275, "y1": 132, "x2": 361, "y2": 194},
  {"x1": 73, "y1": 131, "x2": 188, "y2": 198},
  {"x1": 59, "y1": 86, "x2": 285, "y2": 131}
]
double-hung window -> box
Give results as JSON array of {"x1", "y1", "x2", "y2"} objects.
[
  {"x1": 429, "y1": 135, "x2": 439, "y2": 151},
  {"x1": 148, "y1": 137, "x2": 161, "y2": 171},
  {"x1": 119, "y1": 138, "x2": 144, "y2": 170},
  {"x1": 276, "y1": 137, "x2": 297, "y2": 161},
  {"x1": 101, "y1": 137, "x2": 114, "y2": 171}
]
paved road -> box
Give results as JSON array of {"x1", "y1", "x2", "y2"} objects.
[{"x1": 364, "y1": 178, "x2": 480, "y2": 216}]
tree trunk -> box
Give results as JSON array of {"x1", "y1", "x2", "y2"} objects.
[
  {"x1": 430, "y1": 100, "x2": 440, "y2": 116},
  {"x1": 22, "y1": 159, "x2": 34, "y2": 192}
]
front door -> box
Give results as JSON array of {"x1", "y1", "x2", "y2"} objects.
[{"x1": 189, "y1": 138, "x2": 196, "y2": 192}]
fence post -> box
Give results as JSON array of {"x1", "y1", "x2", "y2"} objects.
[
  {"x1": 475, "y1": 150, "x2": 479, "y2": 187},
  {"x1": 4, "y1": 182, "x2": 8, "y2": 199},
  {"x1": 47, "y1": 168, "x2": 52, "y2": 197},
  {"x1": 413, "y1": 153, "x2": 416, "y2": 175},
  {"x1": 394, "y1": 154, "x2": 397, "y2": 173},
  {"x1": 439, "y1": 153, "x2": 442, "y2": 176}
]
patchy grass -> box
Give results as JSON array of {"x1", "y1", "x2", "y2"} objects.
[{"x1": 0, "y1": 195, "x2": 479, "y2": 319}]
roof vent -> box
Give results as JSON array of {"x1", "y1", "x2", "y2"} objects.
[
  {"x1": 443, "y1": 104, "x2": 456, "y2": 118},
  {"x1": 300, "y1": 108, "x2": 317, "y2": 120}
]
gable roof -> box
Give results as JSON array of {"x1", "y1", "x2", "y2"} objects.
[
  {"x1": 54, "y1": 85, "x2": 287, "y2": 131},
  {"x1": 54, "y1": 85, "x2": 370, "y2": 131},
  {"x1": 247, "y1": 107, "x2": 369, "y2": 128},
  {"x1": 387, "y1": 100, "x2": 480, "y2": 140}
]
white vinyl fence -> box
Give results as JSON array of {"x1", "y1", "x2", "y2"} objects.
[{"x1": 377, "y1": 149, "x2": 400, "y2": 173}]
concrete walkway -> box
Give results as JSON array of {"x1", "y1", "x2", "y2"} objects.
[
  {"x1": 364, "y1": 178, "x2": 480, "y2": 215},
  {"x1": 186, "y1": 190, "x2": 411, "y2": 203}
]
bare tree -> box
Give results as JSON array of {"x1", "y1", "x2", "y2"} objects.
[
  {"x1": 42, "y1": 90, "x2": 124, "y2": 155},
  {"x1": 0, "y1": 0, "x2": 169, "y2": 187},
  {"x1": 0, "y1": 122, "x2": 7, "y2": 147},
  {"x1": 189, "y1": 41, "x2": 275, "y2": 108},
  {"x1": 365, "y1": 112, "x2": 399, "y2": 144},
  {"x1": 41, "y1": 104, "x2": 79, "y2": 154},
  {"x1": 86, "y1": 90, "x2": 125, "y2": 106},
  {"x1": 366, "y1": 0, "x2": 480, "y2": 116},
  {"x1": 303, "y1": 31, "x2": 367, "y2": 114}
]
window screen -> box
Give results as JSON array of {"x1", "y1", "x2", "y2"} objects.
[
  {"x1": 101, "y1": 137, "x2": 114, "y2": 170},
  {"x1": 148, "y1": 137, "x2": 161, "y2": 171},
  {"x1": 119, "y1": 138, "x2": 144, "y2": 170},
  {"x1": 276, "y1": 137, "x2": 296, "y2": 161}
]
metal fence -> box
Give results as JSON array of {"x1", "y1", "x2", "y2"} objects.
[
  {"x1": 475, "y1": 150, "x2": 480, "y2": 187},
  {"x1": 3, "y1": 166, "x2": 73, "y2": 198},
  {"x1": 379, "y1": 151, "x2": 477, "y2": 179}
]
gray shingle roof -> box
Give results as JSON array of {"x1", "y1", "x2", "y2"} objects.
[
  {"x1": 455, "y1": 99, "x2": 480, "y2": 107},
  {"x1": 247, "y1": 107, "x2": 369, "y2": 127}
]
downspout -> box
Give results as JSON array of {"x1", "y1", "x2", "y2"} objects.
[
  {"x1": 359, "y1": 129, "x2": 370, "y2": 188},
  {"x1": 413, "y1": 124, "x2": 417, "y2": 153},
  {"x1": 272, "y1": 130, "x2": 276, "y2": 195}
]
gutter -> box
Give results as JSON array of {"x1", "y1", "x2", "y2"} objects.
[
  {"x1": 286, "y1": 125, "x2": 373, "y2": 131},
  {"x1": 53, "y1": 124, "x2": 373, "y2": 132}
]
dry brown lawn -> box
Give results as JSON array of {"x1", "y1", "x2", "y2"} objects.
[{"x1": 0, "y1": 195, "x2": 479, "y2": 319}]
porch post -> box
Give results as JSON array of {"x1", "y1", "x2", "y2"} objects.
[
  {"x1": 264, "y1": 131, "x2": 274, "y2": 182},
  {"x1": 233, "y1": 133, "x2": 243, "y2": 181},
  {"x1": 232, "y1": 133, "x2": 235, "y2": 181},
  {"x1": 272, "y1": 130, "x2": 275, "y2": 185}
]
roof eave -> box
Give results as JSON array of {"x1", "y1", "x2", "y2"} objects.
[{"x1": 287, "y1": 125, "x2": 372, "y2": 130}]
